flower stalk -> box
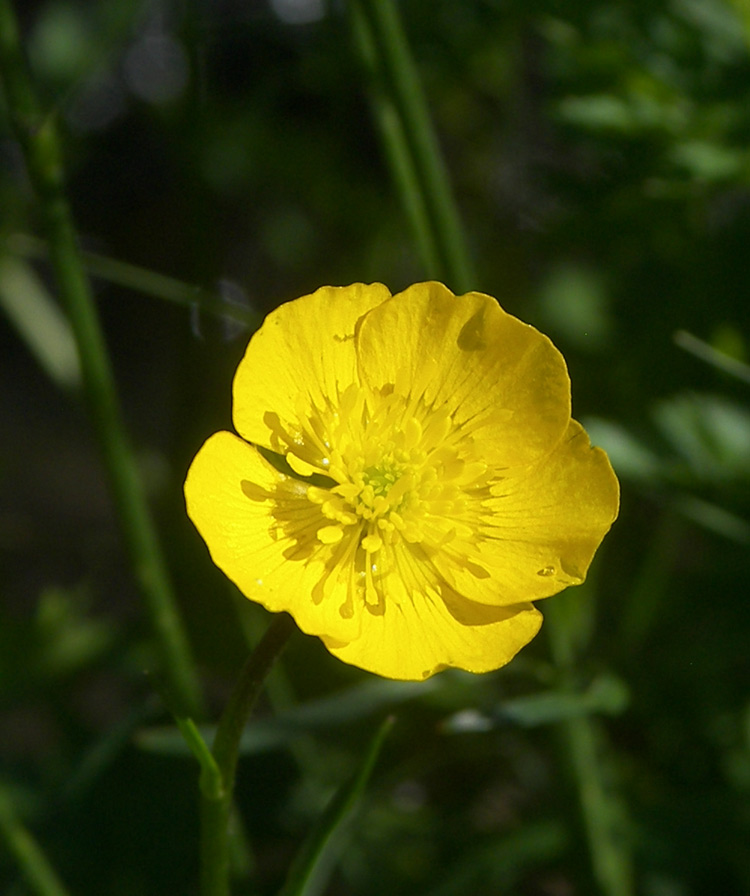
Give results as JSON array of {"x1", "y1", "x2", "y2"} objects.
[
  {"x1": 0, "y1": 0, "x2": 202, "y2": 719},
  {"x1": 199, "y1": 613, "x2": 296, "y2": 896}
]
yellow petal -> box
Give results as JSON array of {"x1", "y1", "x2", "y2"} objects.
[
  {"x1": 184, "y1": 431, "x2": 364, "y2": 644},
  {"x1": 355, "y1": 282, "x2": 572, "y2": 467},
  {"x1": 232, "y1": 283, "x2": 391, "y2": 455},
  {"x1": 433, "y1": 420, "x2": 620, "y2": 606},
  {"x1": 323, "y1": 541, "x2": 542, "y2": 680}
]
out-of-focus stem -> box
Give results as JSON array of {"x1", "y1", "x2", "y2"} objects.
[
  {"x1": 348, "y1": 0, "x2": 477, "y2": 292},
  {"x1": 6, "y1": 233, "x2": 260, "y2": 332},
  {"x1": 0, "y1": 0, "x2": 202, "y2": 719},
  {"x1": 348, "y1": 2, "x2": 442, "y2": 278},
  {"x1": 546, "y1": 594, "x2": 634, "y2": 896},
  {"x1": 0, "y1": 782, "x2": 72, "y2": 896}
]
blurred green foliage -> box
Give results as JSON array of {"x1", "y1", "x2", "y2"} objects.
[{"x1": 1, "y1": 0, "x2": 749, "y2": 894}]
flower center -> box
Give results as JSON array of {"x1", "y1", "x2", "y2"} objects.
[
  {"x1": 362, "y1": 462, "x2": 402, "y2": 499},
  {"x1": 279, "y1": 383, "x2": 490, "y2": 561}
]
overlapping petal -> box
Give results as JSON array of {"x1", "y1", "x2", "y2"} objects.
[
  {"x1": 431, "y1": 420, "x2": 620, "y2": 606},
  {"x1": 324, "y1": 541, "x2": 542, "y2": 680},
  {"x1": 184, "y1": 431, "x2": 364, "y2": 645},
  {"x1": 232, "y1": 283, "x2": 390, "y2": 454},
  {"x1": 356, "y1": 282, "x2": 571, "y2": 467}
]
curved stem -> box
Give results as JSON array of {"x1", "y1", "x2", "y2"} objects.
[{"x1": 200, "y1": 613, "x2": 297, "y2": 896}]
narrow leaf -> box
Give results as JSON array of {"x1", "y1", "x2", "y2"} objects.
[
  {"x1": 137, "y1": 678, "x2": 428, "y2": 756},
  {"x1": 277, "y1": 716, "x2": 394, "y2": 896},
  {"x1": 175, "y1": 717, "x2": 224, "y2": 800}
]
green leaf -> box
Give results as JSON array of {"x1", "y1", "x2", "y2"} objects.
[
  {"x1": 0, "y1": 779, "x2": 72, "y2": 896},
  {"x1": 674, "y1": 494, "x2": 750, "y2": 544},
  {"x1": 582, "y1": 418, "x2": 662, "y2": 483},
  {"x1": 654, "y1": 392, "x2": 750, "y2": 481},
  {"x1": 276, "y1": 716, "x2": 393, "y2": 896},
  {"x1": 136, "y1": 678, "x2": 432, "y2": 756},
  {"x1": 0, "y1": 254, "x2": 81, "y2": 390},
  {"x1": 175, "y1": 717, "x2": 224, "y2": 800},
  {"x1": 674, "y1": 329, "x2": 750, "y2": 385},
  {"x1": 443, "y1": 674, "x2": 630, "y2": 733}
]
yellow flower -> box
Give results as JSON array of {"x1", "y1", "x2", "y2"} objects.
[{"x1": 185, "y1": 282, "x2": 619, "y2": 680}]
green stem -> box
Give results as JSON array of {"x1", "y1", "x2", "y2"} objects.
[
  {"x1": 560, "y1": 712, "x2": 633, "y2": 896},
  {"x1": 7, "y1": 233, "x2": 261, "y2": 332},
  {"x1": 348, "y1": 0, "x2": 477, "y2": 292},
  {"x1": 546, "y1": 596, "x2": 634, "y2": 896},
  {"x1": 347, "y1": 3, "x2": 442, "y2": 278},
  {"x1": 0, "y1": 0, "x2": 202, "y2": 719},
  {"x1": 200, "y1": 613, "x2": 296, "y2": 896},
  {"x1": 0, "y1": 782, "x2": 72, "y2": 896}
]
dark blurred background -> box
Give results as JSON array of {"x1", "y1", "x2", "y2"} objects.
[{"x1": 1, "y1": 1, "x2": 749, "y2": 894}]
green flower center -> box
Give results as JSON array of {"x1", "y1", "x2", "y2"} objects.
[{"x1": 362, "y1": 462, "x2": 402, "y2": 498}]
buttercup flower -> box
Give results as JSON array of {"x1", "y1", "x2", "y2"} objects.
[{"x1": 185, "y1": 282, "x2": 619, "y2": 680}]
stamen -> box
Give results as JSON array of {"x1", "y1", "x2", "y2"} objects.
[
  {"x1": 318, "y1": 525, "x2": 344, "y2": 544},
  {"x1": 362, "y1": 533, "x2": 383, "y2": 553},
  {"x1": 284, "y1": 382, "x2": 490, "y2": 601}
]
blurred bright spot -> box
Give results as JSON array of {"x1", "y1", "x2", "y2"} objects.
[
  {"x1": 670, "y1": 140, "x2": 743, "y2": 181},
  {"x1": 269, "y1": 0, "x2": 325, "y2": 25},
  {"x1": 676, "y1": 494, "x2": 750, "y2": 544},
  {"x1": 260, "y1": 206, "x2": 316, "y2": 269},
  {"x1": 67, "y1": 72, "x2": 126, "y2": 132},
  {"x1": 675, "y1": 329, "x2": 750, "y2": 384},
  {"x1": 442, "y1": 708, "x2": 492, "y2": 733},
  {"x1": 557, "y1": 92, "x2": 687, "y2": 134},
  {"x1": 538, "y1": 263, "x2": 611, "y2": 350},
  {"x1": 34, "y1": 586, "x2": 114, "y2": 677},
  {"x1": 711, "y1": 323, "x2": 748, "y2": 364},
  {"x1": 28, "y1": 2, "x2": 92, "y2": 81},
  {"x1": 190, "y1": 279, "x2": 253, "y2": 342},
  {"x1": 673, "y1": 0, "x2": 747, "y2": 60},
  {"x1": 124, "y1": 30, "x2": 188, "y2": 104},
  {"x1": 390, "y1": 779, "x2": 428, "y2": 813}
]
